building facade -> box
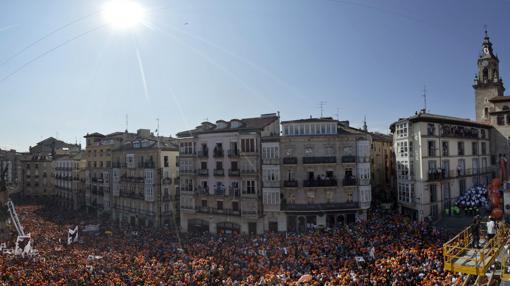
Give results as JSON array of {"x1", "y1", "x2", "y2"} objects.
[
  {"x1": 279, "y1": 118, "x2": 372, "y2": 231},
  {"x1": 83, "y1": 131, "x2": 136, "y2": 216},
  {"x1": 178, "y1": 114, "x2": 280, "y2": 235},
  {"x1": 369, "y1": 133, "x2": 396, "y2": 203},
  {"x1": 0, "y1": 149, "x2": 22, "y2": 190},
  {"x1": 111, "y1": 136, "x2": 179, "y2": 228},
  {"x1": 391, "y1": 112, "x2": 493, "y2": 221},
  {"x1": 20, "y1": 137, "x2": 80, "y2": 198},
  {"x1": 473, "y1": 31, "x2": 510, "y2": 160},
  {"x1": 53, "y1": 152, "x2": 86, "y2": 210}
]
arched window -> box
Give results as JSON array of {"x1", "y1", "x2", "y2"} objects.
[{"x1": 483, "y1": 68, "x2": 489, "y2": 82}]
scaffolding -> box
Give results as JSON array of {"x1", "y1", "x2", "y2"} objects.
[{"x1": 444, "y1": 223, "x2": 507, "y2": 276}]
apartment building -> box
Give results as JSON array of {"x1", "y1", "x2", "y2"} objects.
[
  {"x1": 391, "y1": 112, "x2": 493, "y2": 221},
  {"x1": 178, "y1": 114, "x2": 280, "y2": 235},
  {"x1": 369, "y1": 132, "x2": 395, "y2": 203},
  {"x1": 111, "y1": 134, "x2": 179, "y2": 228},
  {"x1": 53, "y1": 152, "x2": 86, "y2": 210},
  {"x1": 21, "y1": 137, "x2": 80, "y2": 198},
  {"x1": 0, "y1": 148, "x2": 22, "y2": 189},
  {"x1": 83, "y1": 131, "x2": 137, "y2": 215},
  {"x1": 279, "y1": 118, "x2": 372, "y2": 231}
]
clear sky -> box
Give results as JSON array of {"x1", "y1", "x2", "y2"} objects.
[{"x1": 1, "y1": 0, "x2": 509, "y2": 151}]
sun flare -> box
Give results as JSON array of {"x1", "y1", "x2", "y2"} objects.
[{"x1": 102, "y1": 0, "x2": 146, "y2": 30}]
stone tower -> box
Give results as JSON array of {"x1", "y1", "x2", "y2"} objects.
[{"x1": 474, "y1": 30, "x2": 505, "y2": 122}]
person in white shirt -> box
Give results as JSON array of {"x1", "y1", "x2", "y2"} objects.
[{"x1": 486, "y1": 216, "x2": 497, "y2": 241}]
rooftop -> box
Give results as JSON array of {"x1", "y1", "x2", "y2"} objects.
[{"x1": 176, "y1": 114, "x2": 279, "y2": 137}]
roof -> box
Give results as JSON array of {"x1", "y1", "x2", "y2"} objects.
[
  {"x1": 84, "y1": 132, "x2": 105, "y2": 138},
  {"x1": 489, "y1": 96, "x2": 510, "y2": 103},
  {"x1": 390, "y1": 112, "x2": 492, "y2": 130},
  {"x1": 281, "y1": 117, "x2": 336, "y2": 124},
  {"x1": 370, "y1": 132, "x2": 392, "y2": 142},
  {"x1": 176, "y1": 115, "x2": 279, "y2": 137}
]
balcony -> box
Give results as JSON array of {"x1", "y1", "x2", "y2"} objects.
[
  {"x1": 342, "y1": 177, "x2": 357, "y2": 186},
  {"x1": 195, "y1": 206, "x2": 241, "y2": 216},
  {"x1": 283, "y1": 180, "x2": 298, "y2": 187},
  {"x1": 196, "y1": 169, "x2": 209, "y2": 176},
  {"x1": 180, "y1": 169, "x2": 195, "y2": 175},
  {"x1": 228, "y1": 187, "x2": 241, "y2": 198},
  {"x1": 228, "y1": 168, "x2": 240, "y2": 176},
  {"x1": 281, "y1": 202, "x2": 359, "y2": 211},
  {"x1": 303, "y1": 156, "x2": 336, "y2": 164},
  {"x1": 197, "y1": 149, "x2": 209, "y2": 158},
  {"x1": 140, "y1": 161, "x2": 155, "y2": 169},
  {"x1": 241, "y1": 210, "x2": 258, "y2": 216},
  {"x1": 241, "y1": 169, "x2": 257, "y2": 176},
  {"x1": 228, "y1": 149, "x2": 240, "y2": 158},
  {"x1": 213, "y1": 169, "x2": 225, "y2": 176},
  {"x1": 358, "y1": 178, "x2": 370, "y2": 186},
  {"x1": 213, "y1": 148, "x2": 225, "y2": 158},
  {"x1": 283, "y1": 157, "x2": 298, "y2": 164},
  {"x1": 341, "y1": 155, "x2": 356, "y2": 163},
  {"x1": 303, "y1": 178, "x2": 337, "y2": 187}
]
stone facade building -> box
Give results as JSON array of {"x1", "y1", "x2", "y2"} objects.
[
  {"x1": 53, "y1": 152, "x2": 86, "y2": 210},
  {"x1": 391, "y1": 112, "x2": 493, "y2": 221},
  {"x1": 111, "y1": 136, "x2": 179, "y2": 228},
  {"x1": 83, "y1": 131, "x2": 136, "y2": 215},
  {"x1": 369, "y1": 132, "x2": 395, "y2": 203},
  {"x1": 21, "y1": 137, "x2": 80, "y2": 198},
  {"x1": 0, "y1": 149, "x2": 22, "y2": 190},
  {"x1": 177, "y1": 114, "x2": 280, "y2": 235},
  {"x1": 279, "y1": 118, "x2": 372, "y2": 231},
  {"x1": 473, "y1": 31, "x2": 510, "y2": 160}
]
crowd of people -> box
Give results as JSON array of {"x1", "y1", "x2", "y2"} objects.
[{"x1": 0, "y1": 205, "x2": 465, "y2": 285}]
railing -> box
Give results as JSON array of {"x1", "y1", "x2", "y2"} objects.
[
  {"x1": 303, "y1": 156, "x2": 336, "y2": 164},
  {"x1": 303, "y1": 179, "x2": 337, "y2": 187},
  {"x1": 341, "y1": 155, "x2": 356, "y2": 163},
  {"x1": 262, "y1": 158, "x2": 280, "y2": 165},
  {"x1": 180, "y1": 169, "x2": 195, "y2": 175},
  {"x1": 443, "y1": 223, "x2": 507, "y2": 275},
  {"x1": 213, "y1": 149, "x2": 224, "y2": 158},
  {"x1": 242, "y1": 210, "x2": 258, "y2": 216},
  {"x1": 357, "y1": 156, "x2": 370, "y2": 163},
  {"x1": 228, "y1": 149, "x2": 240, "y2": 157},
  {"x1": 228, "y1": 169, "x2": 240, "y2": 176},
  {"x1": 427, "y1": 167, "x2": 494, "y2": 181},
  {"x1": 213, "y1": 169, "x2": 225, "y2": 176},
  {"x1": 283, "y1": 180, "x2": 298, "y2": 187},
  {"x1": 197, "y1": 150, "x2": 209, "y2": 157},
  {"x1": 358, "y1": 178, "x2": 370, "y2": 186},
  {"x1": 281, "y1": 202, "x2": 359, "y2": 211},
  {"x1": 195, "y1": 206, "x2": 241, "y2": 216},
  {"x1": 197, "y1": 169, "x2": 209, "y2": 176},
  {"x1": 342, "y1": 177, "x2": 357, "y2": 186},
  {"x1": 240, "y1": 169, "x2": 257, "y2": 175},
  {"x1": 119, "y1": 192, "x2": 144, "y2": 199},
  {"x1": 282, "y1": 157, "x2": 298, "y2": 164}
]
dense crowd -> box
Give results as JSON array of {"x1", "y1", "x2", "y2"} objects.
[{"x1": 0, "y1": 205, "x2": 464, "y2": 285}]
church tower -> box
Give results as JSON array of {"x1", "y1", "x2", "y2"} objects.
[{"x1": 474, "y1": 30, "x2": 505, "y2": 122}]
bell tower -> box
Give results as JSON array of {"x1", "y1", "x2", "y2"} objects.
[{"x1": 474, "y1": 30, "x2": 505, "y2": 122}]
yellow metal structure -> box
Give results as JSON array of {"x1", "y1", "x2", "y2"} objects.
[{"x1": 443, "y1": 223, "x2": 507, "y2": 275}]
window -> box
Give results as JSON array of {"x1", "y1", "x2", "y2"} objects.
[
  {"x1": 472, "y1": 142, "x2": 478, "y2": 155},
  {"x1": 217, "y1": 201, "x2": 223, "y2": 210},
  {"x1": 164, "y1": 156, "x2": 169, "y2": 167},
  {"x1": 201, "y1": 162, "x2": 207, "y2": 169},
  {"x1": 427, "y1": 123, "x2": 435, "y2": 136},
  {"x1": 201, "y1": 200, "x2": 208, "y2": 207},
  {"x1": 459, "y1": 179, "x2": 466, "y2": 195},
  {"x1": 241, "y1": 138, "x2": 256, "y2": 153},
  {"x1": 442, "y1": 141, "x2": 449, "y2": 156},
  {"x1": 232, "y1": 201, "x2": 239, "y2": 211},
  {"x1": 244, "y1": 180, "x2": 256, "y2": 194},
  {"x1": 458, "y1": 142, "x2": 464, "y2": 156},
  {"x1": 216, "y1": 161, "x2": 223, "y2": 170},
  {"x1": 497, "y1": 115, "x2": 505, "y2": 125},
  {"x1": 428, "y1": 141, "x2": 436, "y2": 157},
  {"x1": 481, "y1": 142, "x2": 487, "y2": 155},
  {"x1": 430, "y1": 184, "x2": 437, "y2": 203}
]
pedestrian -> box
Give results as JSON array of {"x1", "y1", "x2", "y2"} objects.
[
  {"x1": 471, "y1": 215, "x2": 480, "y2": 248},
  {"x1": 487, "y1": 216, "x2": 497, "y2": 241}
]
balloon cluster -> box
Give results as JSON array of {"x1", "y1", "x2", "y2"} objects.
[{"x1": 456, "y1": 184, "x2": 489, "y2": 209}]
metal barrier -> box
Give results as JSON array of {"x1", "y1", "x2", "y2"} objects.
[{"x1": 443, "y1": 223, "x2": 507, "y2": 275}]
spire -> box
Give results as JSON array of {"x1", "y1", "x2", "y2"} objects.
[
  {"x1": 362, "y1": 116, "x2": 368, "y2": 132},
  {"x1": 480, "y1": 27, "x2": 495, "y2": 58}
]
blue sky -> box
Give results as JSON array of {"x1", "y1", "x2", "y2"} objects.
[{"x1": 0, "y1": 0, "x2": 509, "y2": 151}]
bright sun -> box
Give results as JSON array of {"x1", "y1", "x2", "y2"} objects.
[{"x1": 102, "y1": 0, "x2": 146, "y2": 30}]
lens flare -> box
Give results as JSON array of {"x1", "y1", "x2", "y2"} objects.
[{"x1": 102, "y1": 0, "x2": 145, "y2": 30}]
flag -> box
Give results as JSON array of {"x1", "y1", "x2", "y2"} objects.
[
  {"x1": 15, "y1": 235, "x2": 31, "y2": 257},
  {"x1": 68, "y1": 226, "x2": 79, "y2": 245}
]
